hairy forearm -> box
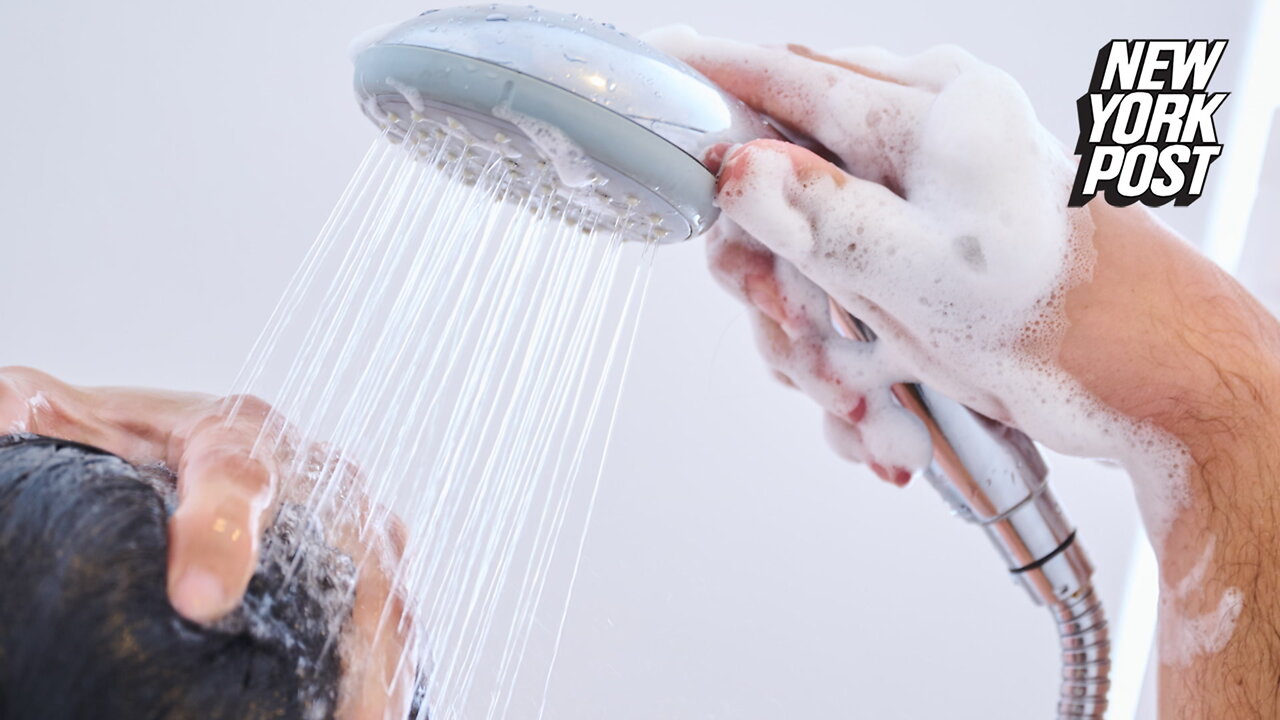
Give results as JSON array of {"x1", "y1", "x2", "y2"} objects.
[
  {"x1": 1054, "y1": 204, "x2": 1280, "y2": 716},
  {"x1": 1158, "y1": 410, "x2": 1280, "y2": 718},
  {"x1": 1148, "y1": 276, "x2": 1280, "y2": 718},
  {"x1": 1155, "y1": 344, "x2": 1280, "y2": 717}
]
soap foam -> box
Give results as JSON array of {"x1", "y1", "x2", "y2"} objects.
[
  {"x1": 673, "y1": 36, "x2": 1191, "y2": 547},
  {"x1": 385, "y1": 77, "x2": 427, "y2": 114},
  {"x1": 492, "y1": 103, "x2": 599, "y2": 188},
  {"x1": 1158, "y1": 539, "x2": 1243, "y2": 666}
]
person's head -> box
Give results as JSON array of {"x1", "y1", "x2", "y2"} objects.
[{"x1": 0, "y1": 434, "x2": 368, "y2": 719}]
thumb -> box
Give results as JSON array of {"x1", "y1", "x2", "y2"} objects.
[{"x1": 714, "y1": 139, "x2": 925, "y2": 302}]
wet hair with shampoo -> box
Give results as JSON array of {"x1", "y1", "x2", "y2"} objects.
[{"x1": 0, "y1": 434, "x2": 355, "y2": 720}]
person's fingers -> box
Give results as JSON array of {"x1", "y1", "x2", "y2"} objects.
[
  {"x1": 336, "y1": 518, "x2": 415, "y2": 720},
  {"x1": 0, "y1": 368, "x2": 299, "y2": 623},
  {"x1": 0, "y1": 367, "x2": 210, "y2": 459},
  {"x1": 701, "y1": 141, "x2": 735, "y2": 175},
  {"x1": 853, "y1": 388, "x2": 929, "y2": 482},
  {"x1": 0, "y1": 367, "x2": 49, "y2": 435},
  {"x1": 827, "y1": 403, "x2": 917, "y2": 488},
  {"x1": 704, "y1": 218, "x2": 789, "y2": 321},
  {"x1": 643, "y1": 26, "x2": 932, "y2": 187},
  {"x1": 715, "y1": 217, "x2": 933, "y2": 480},
  {"x1": 753, "y1": 311, "x2": 922, "y2": 485},
  {"x1": 312, "y1": 456, "x2": 415, "y2": 720},
  {"x1": 716, "y1": 140, "x2": 936, "y2": 318},
  {"x1": 706, "y1": 209, "x2": 888, "y2": 434},
  {"x1": 749, "y1": 311, "x2": 869, "y2": 422},
  {"x1": 165, "y1": 395, "x2": 282, "y2": 623},
  {"x1": 823, "y1": 412, "x2": 871, "y2": 464},
  {"x1": 716, "y1": 139, "x2": 847, "y2": 264},
  {"x1": 0, "y1": 367, "x2": 115, "y2": 443}
]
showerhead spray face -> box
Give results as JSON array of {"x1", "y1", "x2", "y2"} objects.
[
  {"x1": 351, "y1": 7, "x2": 1110, "y2": 717},
  {"x1": 351, "y1": 5, "x2": 771, "y2": 243}
]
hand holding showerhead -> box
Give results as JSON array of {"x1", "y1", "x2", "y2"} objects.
[
  {"x1": 645, "y1": 29, "x2": 1266, "y2": 544},
  {"x1": 658, "y1": 29, "x2": 1280, "y2": 717}
]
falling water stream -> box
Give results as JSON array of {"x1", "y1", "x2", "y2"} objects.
[{"x1": 226, "y1": 124, "x2": 655, "y2": 719}]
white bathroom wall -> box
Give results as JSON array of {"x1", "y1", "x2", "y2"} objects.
[
  {"x1": 1238, "y1": 112, "x2": 1280, "y2": 312},
  {"x1": 0, "y1": 1, "x2": 1258, "y2": 717}
]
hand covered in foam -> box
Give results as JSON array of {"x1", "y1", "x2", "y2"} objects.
[
  {"x1": 652, "y1": 31, "x2": 1280, "y2": 718},
  {"x1": 0, "y1": 367, "x2": 415, "y2": 720},
  {"x1": 647, "y1": 28, "x2": 1105, "y2": 483},
  {"x1": 642, "y1": 28, "x2": 1265, "y2": 506}
]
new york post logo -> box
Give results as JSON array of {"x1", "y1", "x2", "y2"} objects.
[{"x1": 1069, "y1": 40, "x2": 1228, "y2": 207}]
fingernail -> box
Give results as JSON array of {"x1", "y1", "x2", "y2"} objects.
[
  {"x1": 703, "y1": 142, "x2": 735, "y2": 174},
  {"x1": 848, "y1": 396, "x2": 867, "y2": 423},
  {"x1": 715, "y1": 143, "x2": 751, "y2": 194},
  {"x1": 170, "y1": 566, "x2": 230, "y2": 624},
  {"x1": 869, "y1": 462, "x2": 889, "y2": 481},
  {"x1": 891, "y1": 467, "x2": 913, "y2": 487}
]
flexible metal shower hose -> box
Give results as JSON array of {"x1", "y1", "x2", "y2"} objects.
[{"x1": 1053, "y1": 586, "x2": 1111, "y2": 719}]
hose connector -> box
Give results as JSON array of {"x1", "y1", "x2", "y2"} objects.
[{"x1": 830, "y1": 302, "x2": 1110, "y2": 718}]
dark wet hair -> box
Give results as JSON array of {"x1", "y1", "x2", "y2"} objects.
[{"x1": 0, "y1": 434, "x2": 354, "y2": 720}]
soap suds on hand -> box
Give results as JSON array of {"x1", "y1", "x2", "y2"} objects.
[{"x1": 664, "y1": 33, "x2": 1192, "y2": 547}]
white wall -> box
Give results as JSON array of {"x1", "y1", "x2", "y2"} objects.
[
  {"x1": 1238, "y1": 112, "x2": 1280, "y2": 310},
  {"x1": 0, "y1": 1, "x2": 1256, "y2": 718}
]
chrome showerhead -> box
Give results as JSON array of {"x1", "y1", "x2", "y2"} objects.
[{"x1": 351, "y1": 5, "x2": 771, "y2": 243}]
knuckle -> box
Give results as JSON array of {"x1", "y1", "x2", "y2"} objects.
[
  {"x1": 0, "y1": 366, "x2": 42, "y2": 396},
  {"x1": 220, "y1": 393, "x2": 276, "y2": 423},
  {"x1": 384, "y1": 514, "x2": 409, "y2": 559},
  {"x1": 0, "y1": 367, "x2": 55, "y2": 431},
  {"x1": 218, "y1": 394, "x2": 297, "y2": 452},
  {"x1": 0, "y1": 375, "x2": 21, "y2": 408},
  {"x1": 196, "y1": 446, "x2": 276, "y2": 496}
]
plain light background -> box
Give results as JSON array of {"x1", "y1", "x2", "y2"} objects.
[{"x1": 0, "y1": 1, "x2": 1263, "y2": 718}]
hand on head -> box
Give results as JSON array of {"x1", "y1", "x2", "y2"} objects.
[{"x1": 0, "y1": 367, "x2": 414, "y2": 719}]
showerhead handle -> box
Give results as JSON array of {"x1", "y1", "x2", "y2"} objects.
[
  {"x1": 830, "y1": 303, "x2": 1108, "y2": 719},
  {"x1": 827, "y1": 302, "x2": 1092, "y2": 606}
]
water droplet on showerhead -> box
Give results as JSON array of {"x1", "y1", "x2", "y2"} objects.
[
  {"x1": 563, "y1": 52, "x2": 586, "y2": 64},
  {"x1": 485, "y1": 12, "x2": 508, "y2": 21},
  {"x1": 606, "y1": 80, "x2": 617, "y2": 92}
]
